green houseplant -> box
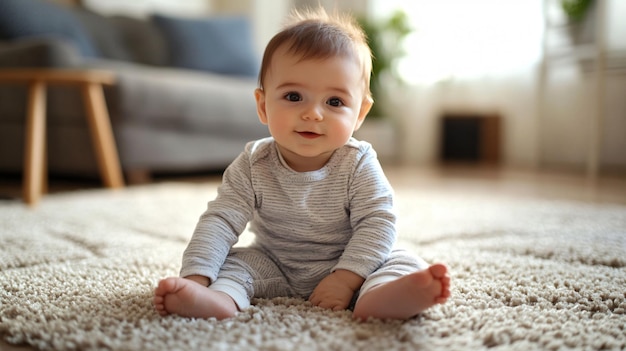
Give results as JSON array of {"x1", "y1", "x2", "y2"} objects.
[
  {"x1": 354, "y1": 10, "x2": 412, "y2": 162},
  {"x1": 560, "y1": 0, "x2": 595, "y2": 46},
  {"x1": 560, "y1": 0, "x2": 593, "y2": 22},
  {"x1": 359, "y1": 10, "x2": 412, "y2": 118}
]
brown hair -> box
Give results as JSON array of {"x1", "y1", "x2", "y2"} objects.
[{"x1": 258, "y1": 8, "x2": 372, "y2": 98}]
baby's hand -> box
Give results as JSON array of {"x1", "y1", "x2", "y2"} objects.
[{"x1": 309, "y1": 270, "x2": 365, "y2": 311}]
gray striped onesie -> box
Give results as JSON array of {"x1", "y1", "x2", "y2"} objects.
[{"x1": 181, "y1": 137, "x2": 427, "y2": 309}]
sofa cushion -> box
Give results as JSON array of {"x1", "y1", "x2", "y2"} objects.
[
  {"x1": 71, "y1": 8, "x2": 131, "y2": 62},
  {"x1": 0, "y1": 0, "x2": 98, "y2": 57},
  {"x1": 152, "y1": 14, "x2": 259, "y2": 77},
  {"x1": 103, "y1": 63, "x2": 262, "y2": 133},
  {"x1": 70, "y1": 9, "x2": 168, "y2": 66},
  {"x1": 109, "y1": 16, "x2": 168, "y2": 66}
]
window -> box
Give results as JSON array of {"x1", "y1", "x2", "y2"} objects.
[{"x1": 371, "y1": 0, "x2": 543, "y2": 84}]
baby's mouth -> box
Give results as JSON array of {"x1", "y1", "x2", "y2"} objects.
[{"x1": 297, "y1": 131, "x2": 322, "y2": 139}]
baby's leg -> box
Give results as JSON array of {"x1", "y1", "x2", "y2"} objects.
[
  {"x1": 154, "y1": 277, "x2": 238, "y2": 320},
  {"x1": 154, "y1": 247, "x2": 293, "y2": 320},
  {"x1": 353, "y1": 263, "x2": 450, "y2": 320}
]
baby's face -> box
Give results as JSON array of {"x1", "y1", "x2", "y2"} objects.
[{"x1": 255, "y1": 46, "x2": 371, "y2": 172}]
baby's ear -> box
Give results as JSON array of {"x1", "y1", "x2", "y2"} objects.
[
  {"x1": 354, "y1": 96, "x2": 373, "y2": 131},
  {"x1": 255, "y1": 88, "x2": 268, "y2": 125}
]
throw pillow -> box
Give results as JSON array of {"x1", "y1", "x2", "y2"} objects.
[
  {"x1": 71, "y1": 8, "x2": 131, "y2": 62},
  {"x1": 152, "y1": 14, "x2": 259, "y2": 77},
  {"x1": 110, "y1": 16, "x2": 168, "y2": 66},
  {"x1": 0, "y1": 0, "x2": 98, "y2": 58}
]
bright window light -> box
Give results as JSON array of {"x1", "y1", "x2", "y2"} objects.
[{"x1": 373, "y1": 0, "x2": 544, "y2": 84}]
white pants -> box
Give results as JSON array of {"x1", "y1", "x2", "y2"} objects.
[{"x1": 209, "y1": 246, "x2": 429, "y2": 309}]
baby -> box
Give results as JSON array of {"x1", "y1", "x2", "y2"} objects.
[{"x1": 154, "y1": 8, "x2": 450, "y2": 321}]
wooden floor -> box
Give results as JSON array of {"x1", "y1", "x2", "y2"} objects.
[
  {"x1": 1, "y1": 165, "x2": 625, "y2": 205},
  {"x1": 384, "y1": 165, "x2": 626, "y2": 205}
]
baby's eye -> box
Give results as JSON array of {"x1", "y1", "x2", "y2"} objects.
[
  {"x1": 327, "y1": 97, "x2": 344, "y2": 107},
  {"x1": 284, "y1": 92, "x2": 302, "y2": 102}
]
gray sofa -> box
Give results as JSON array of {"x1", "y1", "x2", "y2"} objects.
[{"x1": 0, "y1": 0, "x2": 269, "y2": 179}]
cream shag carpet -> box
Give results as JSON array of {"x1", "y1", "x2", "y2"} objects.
[{"x1": 1, "y1": 182, "x2": 625, "y2": 351}]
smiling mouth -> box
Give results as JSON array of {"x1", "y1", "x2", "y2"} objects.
[{"x1": 297, "y1": 131, "x2": 322, "y2": 139}]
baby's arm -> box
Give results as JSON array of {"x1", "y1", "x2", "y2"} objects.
[
  {"x1": 311, "y1": 145, "x2": 395, "y2": 311},
  {"x1": 309, "y1": 269, "x2": 365, "y2": 310},
  {"x1": 180, "y1": 152, "x2": 255, "y2": 281},
  {"x1": 332, "y1": 149, "x2": 397, "y2": 280}
]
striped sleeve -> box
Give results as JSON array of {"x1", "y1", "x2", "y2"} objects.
[
  {"x1": 179, "y1": 150, "x2": 256, "y2": 282},
  {"x1": 332, "y1": 146, "x2": 396, "y2": 277}
]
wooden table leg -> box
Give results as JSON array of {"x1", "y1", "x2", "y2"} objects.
[
  {"x1": 23, "y1": 81, "x2": 47, "y2": 206},
  {"x1": 81, "y1": 82, "x2": 124, "y2": 188},
  {"x1": 1, "y1": 69, "x2": 123, "y2": 205}
]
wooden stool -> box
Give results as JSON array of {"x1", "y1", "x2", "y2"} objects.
[{"x1": 0, "y1": 69, "x2": 125, "y2": 206}]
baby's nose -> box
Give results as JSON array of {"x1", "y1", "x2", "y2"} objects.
[{"x1": 302, "y1": 106, "x2": 323, "y2": 121}]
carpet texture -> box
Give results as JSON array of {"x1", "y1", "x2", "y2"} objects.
[{"x1": 1, "y1": 182, "x2": 625, "y2": 351}]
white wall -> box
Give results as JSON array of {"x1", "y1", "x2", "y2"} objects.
[{"x1": 391, "y1": 74, "x2": 539, "y2": 167}]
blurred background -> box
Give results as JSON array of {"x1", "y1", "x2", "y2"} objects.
[
  {"x1": 76, "y1": 0, "x2": 626, "y2": 174},
  {"x1": 1, "y1": 0, "x2": 624, "y2": 201}
]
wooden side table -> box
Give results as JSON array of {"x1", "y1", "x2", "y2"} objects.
[{"x1": 0, "y1": 69, "x2": 125, "y2": 206}]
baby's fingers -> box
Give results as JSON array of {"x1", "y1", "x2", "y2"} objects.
[
  {"x1": 309, "y1": 293, "x2": 320, "y2": 306},
  {"x1": 311, "y1": 296, "x2": 339, "y2": 310},
  {"x1": 320, "y1": 298, "x2": 348, "y2": 311},
  {"x1": 309, "y1": 292, "x2": 331, "y2": 308}
]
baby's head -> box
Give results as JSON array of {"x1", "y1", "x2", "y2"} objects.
[
  {"x1": 258, "y1": 8, "x2": 373, "y2": 101},
  {"x1": 254, "y1": 8, "x2": 375, "y2": 172}
]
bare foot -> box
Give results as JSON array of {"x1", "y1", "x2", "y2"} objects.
[
  {"x1": 352, "y1": 263, "x2": 451, "y2": 321},
  {"x1": 153, "y1": 277, "x2": 238, "y2": 320}
]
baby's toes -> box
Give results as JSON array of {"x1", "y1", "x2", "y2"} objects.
[{"x1": 428, "y1": 264, "x2": 448, "y2": 278}]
